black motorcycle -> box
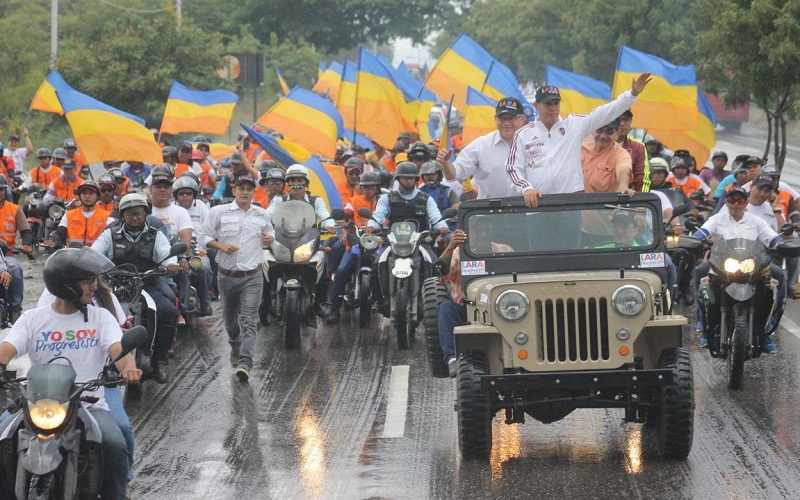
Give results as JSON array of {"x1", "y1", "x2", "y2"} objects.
[
  {"x1": 341, "y1": 225, "x2": 382, "y2": 328},
  {"x1": 0, "y1": 327, "x2": 147, "y2": 500},
  {"x1": 697, "y1": 228, "x2": 800, "y2": 389}
]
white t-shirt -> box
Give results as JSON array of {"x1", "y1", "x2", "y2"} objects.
[
  {"x1": 4, "y1": 305, "x2": 122, "y2": 410},
  {"x1": 5, "y1": 148, "x2": 27, "y2": 174},
  {"x1": 173, "y1": 200, "x2": 209, "y2": 236},
  {"x1": 150, "y1": 204, "x2": 193, "y2": 239}
]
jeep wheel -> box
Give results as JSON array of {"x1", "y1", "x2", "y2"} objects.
[
  {"x1": 422, "y1": 277, "x2": 449, "y2": 378},
  {"x1": 648, "y1": 347, "x2": 694, "y2": 459},
  {"x1": 457, "y1": 350, "x2": 492, "y2": 460}
]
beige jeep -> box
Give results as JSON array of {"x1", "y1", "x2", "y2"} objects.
[{"x1": 439, "y1": 193, "x2": 693, "y2": 460}]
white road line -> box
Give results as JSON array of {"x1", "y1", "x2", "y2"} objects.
[
  {"x1": 780, "y1": 317, "x2": 800, "y2": 341},
  {"x1": 382, "y1": 365, "x2": 410, "y2": 438}
]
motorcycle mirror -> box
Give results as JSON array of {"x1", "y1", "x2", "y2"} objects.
[
  {"x1": 330, "y1": 208, "x2": 346, "y2": 221},
  {"x1": 169, "y1": 242, "x2": 188, "y2": 257},
  {"x1": 781, "y1": 223, "x2": 795, "y2": 237},
  {"x1": 357, "y1": 208, "x2": 373, "y2": 219},
  {"x1": 775, "y1": 237, "x2": 800, "y2": 258},
  {"x1": 115, "y1": 325, "x2": 148, "y2": 361},
  {"x1": 432, "y1": 258, "x2": 449, "y2": 277},
  {"x1": 684, "y1": 218, "x2": 699, "y2": 231},
  {"x1": 441, "y1": 208, "x2": 458, "y2": 220}
]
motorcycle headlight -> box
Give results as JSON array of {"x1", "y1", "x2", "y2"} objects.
[
  {"x1": 495, "y1": 290, "x2": 530, "y2": 322},
  {"x1": 188, "y1": 256, "x2": 203, "y2": 269},
  {"x1": 27, "y1": 399, "x2": 69, "y2": 431},
  {"x1": 271, "y1": 240, "x2": 292, "y2": 262},
  {"x1": 48, "y1": 205, "x2": 64, "y2": 220},
  {"x1": 724, "y1": 258, "x2": 755, "y2": 273},
  {"x1": 612, "y1": 285, "x2": 647, "y2": 316},
  {"x1": 293, "y1": 238, "x2": 316, "y2": 262},
  {"x1": 392, "y1": 242, "x2": 414, "y2": 257},
  {"x1": 361, "y1": 234, "x2": 381, "y2": 250}
]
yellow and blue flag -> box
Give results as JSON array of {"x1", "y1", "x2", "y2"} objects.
[
  {"x1": 462, "y1": 87, "x2": 497, "y2": 146},
  {"x1": 30, "y1": 70, "x2": 73, "y2": 115},
  {"x1": 256, "y1": 86, "x2": 343, "y2": 159},
  {"x1": 275, "y1": 67, "x2": 291, "y2": 96},
  {"x1": 55, "y1": 89, "x2": 161, "y2": 164},
  {"x1": 650, "y1": 91, "x2": 717, "y2": 168},
  {"x1": 160, "y1": 81, "x2": 237, "y2": 136},
  {"x1": 312, "y1": 61, "x2": 343, "y2": 102},
  {"x1": 544, "y1": 65, "x2": 611, "y2": 117},
  {"x1": 394, "y1": 60, "x2": 437, "y2": 142},
  {"x1": 242, "y1": 124, "x2": 343, "y2": 209},
  {"x1": 612, "y1": 46, "x2": 698, "y2": 130},
  {"x1": 423, "y1": 33, "x2": 524, "y2": 112},
  {"x1": 336, "y1": 60, "x2": 358, "y2": 132},
  {"x1": 356, "y1": 47, "x2": 415, "y2": 149},
  {"x1": 318, "y1": 62, "x2": 326, "y2": 82}
]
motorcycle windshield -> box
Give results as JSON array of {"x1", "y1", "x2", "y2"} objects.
[
  {"x1": 708, "y1": 234, "x2": 772, "y2": 278},
  {"x1": 390, "y1": 221, "x2": 417, "y2": 244},
  {"x1": 23, "y1": 363, "x2": 77, "y2": 403},
  {"x1": 273, "y1": 201, "x2": 317, "y2": 238}
]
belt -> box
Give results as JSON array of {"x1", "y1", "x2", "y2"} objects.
[{"x1": 218, "y1": 265, "x2": 262, "y2": 278}]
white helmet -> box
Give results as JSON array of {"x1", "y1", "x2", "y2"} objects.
[{"x1": 285, "y1": 164, "x2": 310, "y2": 182}]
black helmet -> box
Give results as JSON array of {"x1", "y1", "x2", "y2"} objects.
[
  {"x1": 344, "y1": 157, "x2": 365, "y2": 171},
  {"x1": 407, "y1": 142, "x2": 431, "y2": 162},
  {"x1": 359, "y1": 171, "x2": 381, "y2": 187},
  {"x1": 419, "y1": 160, "x2": 442, "y2": 177},
  {"x1": 162, "y1": 145, "x2": 178, "y2": 158},
  {"x1": 97, "y1": 174, "x2": 116, "y2": 189},
  {"x1": 63, "y1": 138, "x2": 77, "y2": 149},
  {"x1": 74, "y1": 180, "x2": 101, "y2": 196},
  {"x1": 43, "y1": 248, "x2": 114, "y2": 302},
  {"x1": 229, "y1": 151, "x2": 244, "y2": 165},
  {"x1": 151, "y1": 164, "x2": 174, "y2": 183},
  {"x1": 257, "y1": 159, "x2": 279, "y2": 171},
  {"x1": 192, "y1": 135, "x2": 210, "y2": 144},
  {"x1": 262, "y1": 168, "x2": 285, "y2": 184},
  {"x1": 36, "y1": 147, "x2": 52, "y2": 159},
  {"x1": 52, "y1": 147, "x2": 68, "y2": 160},
  {"x1": 394, "y1": 161, "x2": 419, "y2": 179},
  {"x1": 669, "y1": 155, "x2": 690, "y2": 171}
]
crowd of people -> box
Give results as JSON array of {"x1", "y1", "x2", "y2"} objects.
[{"x1": 0, "y1": 70, "x2": 797, "y2": 497}]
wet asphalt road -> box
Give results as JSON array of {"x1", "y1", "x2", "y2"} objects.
[{"x1": 5, "y1": 130, "x2": 800, "y2": 498}]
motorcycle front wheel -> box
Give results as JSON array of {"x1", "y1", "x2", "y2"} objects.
[
  {"x1": 284, "y1": 289, "x2": 301, "y2": 349},
  {"x1": 727, "y1": 302, "x2": 748, "y2": 390},
  {"x1": 358, "y1": 273, "x2": 371, "y2": 328},
  {"x1": 396, "y1": 282, "x2": 409, "y2": 349}
]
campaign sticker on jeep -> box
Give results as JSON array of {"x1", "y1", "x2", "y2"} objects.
[
  {"x1": 461, "y1": 260, "x2": 487, "y2": 275},
  {"x1": 639, "y1": 252, "x2": 665, "y2": 268}
]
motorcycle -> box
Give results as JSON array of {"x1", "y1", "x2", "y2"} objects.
[
  {"x1": 263, "y1": 201, "x2": 336, "y2": 349},
  {"x1": 21, "y1": 184, "x2": 46, "y2": 256},
  {"x1": 361, "y1": 208, "x2": 456, "y2": 349},
  {"x1": 340, "y1": 224, "x2": 382, "y2": 328},
  {"x1": 103, "y1": 243, "x2": 187, "y2": 393},
  {"x1": 42, "y1": 199, "x2": 73, "y2": 244},
  {"x1": 696, "y1": 226, "x2": 800, "y2": 389},
  {"x1": 0, "y1": 326, "x2": 147, "y2": 500}
]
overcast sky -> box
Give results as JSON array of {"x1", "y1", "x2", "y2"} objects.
[{"x1": 392, "y1": 38, "x2": 435, "y2": 68}]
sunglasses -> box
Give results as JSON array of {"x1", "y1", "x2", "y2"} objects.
[
  {"x1": 100, "y1": 188, "x2": 114, "y2": 193},
  {"x1": 726, "y1": 197, "x2": 747, "y2": 206}
]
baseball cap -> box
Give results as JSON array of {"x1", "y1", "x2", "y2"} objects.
[
  {"x1": 726, "y1": 186, "x2": 748, "y2": 199},
  {"x1": 495, "y1": 97, "x2": 524, "y2": 116},
  {"x1": 234, "y1": 175, "x2": 257, "y2": 187},
  {"x1": 8, "y1": 133, "x2": 19, "y2": 141},
  {"x1": 752, "y1": 174, "x2": 775, "y2": 188},
  {"x1": 535, "y1": 85, "x2": 561, "y2": 103},
  {"x1": 732, "y1": 164, "x2": 748, "y2": 176},
  {"x1": 761, "y1": 165, "x2": 780, "y2": 177},
  {"x1": 743, "y1": 156, "x2": 764, "y2": 166},
  {"x1": 597, "y1": 119, "x2": 620, "y2": 132},
  {"x1": 610, "y1": 211, "x2": 636, "y2": 225}
]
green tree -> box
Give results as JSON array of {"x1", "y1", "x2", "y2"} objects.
[{"x1": 694, "y1": 0, "x2": 800, "y2": 167}]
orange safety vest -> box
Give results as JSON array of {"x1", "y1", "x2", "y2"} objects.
[
  {"x1": 0, "y1": 201, "x2": 20, "y2": 249},
  {"x1": 174, "y1": 163, "x2": 191, "y2": 176},
  {"x1": 776, "y1": 190, "x2": 792, "y2": 217},
  {"x1": 253, "y1": 187, "x2": 269, "y2": 208},
  {"x1": 675, "y1": 177, "x2": 703, "y2": 198},
  {"x1": 97, "y1": 200, "x2": 116, "y2": 212},
  {"x1": 30, "y1": 166, "x2": 62, "y2": 188},
  {"x1": 50, "y1": 176, "x2": 83, "y2": 200},
  {"x1": 65, "y1": 207, "x2": 110, "y2": 247},
  {"x1": 347, "y1": 195, "x2": 378, "y2": 224}
]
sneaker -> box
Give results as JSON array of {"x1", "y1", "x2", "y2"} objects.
[
  {"x1": 326, "y1": 308, "x2": 341, "y2": 325},
  {"x1": 209, "y1": 287, "x2": 219, "y2": 301},
  {"x1": 696, "y1": 321, "x2": 703, "y2": 333},
  {"x1": 230, "y1": 352, "x2": 239, "y2": 368},
  {"x1": 447, "y1": 356, "x2": 458, "y2": 378},
  {"x1": 176, "y1": 314, "x2": 187, "y2": 326},
  {"x1": 198, "y1": 306, "x2": 213, "y2": 317},
  {"x1": 762, "y1": 337, "x2": 778, "y2": 354},
  {"x1": 236, "y1": 365, "x2": 250, "y2": 382},
  {"x1": 699, "y1": 334, "x2": 709, "y2": 349},
  {"x1": 8, "y1": 310, "x2": 21, "y2": 325}
]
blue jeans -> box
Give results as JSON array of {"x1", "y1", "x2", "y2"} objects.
[
  {"x1": 6, "y1": 256, "x2": 23, "y2": 311},
  {"x1": 207, "y1": 247, "x2": 219, "y2": 290},
  {"x1": 104, "y1": 386, "x2": 134, "y2": 482},
  {"x1": 145, "y1": 279, "x2": 178, "y2": 361},
  {"x1": 325, "y1": 238, "x2": 346, "y2": 277},
  {"x1": 665, "y1": 253, "x2": 677, "y2": 300},
  {"x1": 438, "y1": 300, "x2": 467, "y2": 363},
  {"x1": 330, "y1": 249, "x2": 358, "y2": 309},
  {"x1": 189, "y1": 256, "x2": 212, "y2": 309}
]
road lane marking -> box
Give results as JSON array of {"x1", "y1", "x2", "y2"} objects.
[
  {"x1": 382, "y1": 365, "x2": 410, "y2": 438},
  {"x1": 780, "y1": 317, "x2": 800, "y2": 340}
]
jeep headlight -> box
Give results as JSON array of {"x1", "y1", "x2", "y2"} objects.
[
  {"x1": 495, "y1": 290, "x2": 530, "y2": 322},
  {"x1": 293, "y1": 238, "x2": 316, "y2": 262},
  {"x1": 724, "y1": 258, "x2": 755, "y2": 273},
  {"x1": 612, "y1": 285, "x2": 647, "y2": 316},
  {"x1": 28, "y1": 399, "x2": 68, "y2": 431}
]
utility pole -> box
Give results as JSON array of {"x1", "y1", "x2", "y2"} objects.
[
  {"x1": 50, "y1": 0, "x2": 58, "y2": 69},
  {"x1": 176, "y1": 0, "x2": 182, "y2": 30}
]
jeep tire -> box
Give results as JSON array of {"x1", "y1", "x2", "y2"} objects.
[
  {"x1": 457, "y1": 350, "x2": 492, "y2": 460},
  {"x1": 422, "y1": 277, "x2": 449, "y2": 378},
  {"x1": 649, "y1": 347, "x2": 694, "y2": 459}
]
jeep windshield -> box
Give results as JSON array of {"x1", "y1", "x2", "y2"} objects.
[{"x1": 465, "y1": 204, "x2": 657, "y2": 256}]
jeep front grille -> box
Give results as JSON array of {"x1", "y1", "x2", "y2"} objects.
[{"x1": 535, "y1": 298, "x2": 610, "y2": 362}]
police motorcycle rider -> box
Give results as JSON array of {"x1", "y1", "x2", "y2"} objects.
[
  {"x1": 327, "y1": 171, "x2": 382, "y2": 324},
  {"x1": 90, "y1": 193, "x2": 180, "y2": 384},
  {"x1": 418, "y1": 160, "x2": 460, "y2": 211},
  {"x1": 0, "y1": 248, "x2": 140, "y2": 500},
  {"x1": 172, "y1": 175, "x2": 214, "y2": 317},
  {"x1": 266, "y1": 164, "x2": 337, "y2": 318},
  {"x1": 365, "y1": 161, "x2": 450, "y2": 315}
]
